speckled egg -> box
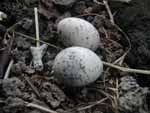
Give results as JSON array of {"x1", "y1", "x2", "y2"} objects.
[
  {"x1": 57, "y1": 17, "x2": 100, "y2": 51},
  {"x1": 52, "y1": 47, "x2": 103, "y2": 87}
]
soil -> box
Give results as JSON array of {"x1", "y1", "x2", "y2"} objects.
[{"x1": 0, "y1": 0, "x2": 150, "y2": 113}]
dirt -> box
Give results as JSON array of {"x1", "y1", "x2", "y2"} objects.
[
  {"x1": 0, "y1": 0, "x2": 150, "y2": 113},
  {"x1": 115, "y1": 0, "x2": 150, "y2": 87}
]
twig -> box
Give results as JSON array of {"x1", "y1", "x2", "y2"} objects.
[
  {"x1": 98, "y1": 89, "x2": 114, "y2": 99},
  {"x1": 34, "y1": 7, "x2": 40, "y2": 47},
  {"x1": 15, "y1": 31, "x2": 62, "y2": 50},
  {"x1": 103, "y1": 0, "x2": 115, "y2": 25},
  {"x1": 25, "y1": 102, "x2": 58, "y2": 113},
  {"x1": 93, "y1": 0, "x2": 104, "y2": 5},
  {"x1": 67, "y1": 97, "x2": 108, "y2": 112},
  {"x1": 113, "y1": 78, "x2": 119, "y2": 113},
  {"x1": 113, "y1": 51, "x2": 128, "y2": 65},
  {"x1": 114, "y1": 24, "x2": 131, "y2": 50},
  {"x1": 23, "y1": 75, "x2": 41, "y2": 99},
  {"x1": 77, "y1": 13, "x2": 104, "y2": 18},
  {"x1": 103, "y1": 61, "x2": 150, "y2": 75},
  {"x1": 115, "y1": 78, "x2": 119, "y2": 99},
  {"x1": 77, "y1": 97, "x2": 108, "y2": 111},
  {"x1": 111, "y1": 0, "x2": 132, "y2": 3},
  {"x1": 97, "y1": 87, "x2": 118, "y2": 92},
  {"x1": 4, "y1": 59, "x2": 14, "y2": 79}
]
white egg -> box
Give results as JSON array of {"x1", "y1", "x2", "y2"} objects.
[
  {"x1": 57, "y1": 17, "x2": 100, "y2": 51},
  {"x1": 52, "y1": 47, "x2": 103, "y2": 87}
]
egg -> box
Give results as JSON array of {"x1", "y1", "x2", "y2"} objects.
[
  {"x1": 52, "y1": 47, "x2": 103, "y2": 87},
  {"x1": 57, "y1": 17, "x2": 100, "y2": 51}
]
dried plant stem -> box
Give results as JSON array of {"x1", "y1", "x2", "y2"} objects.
[
  {"x1": 93, "y1": 0, "x2": 104, "y2": 5},
  {"x1": 103, "y1": 0, "x2": 115, "y2": 25},
  {"x1": 67, "y1": 97, "x2": 108, "y2": 112},
  {"x1": 77, "y1": 97, "x2": 108, "y2": 111},
  {"x1": 103, "y1": 61, "x2": 150, "y2": 75},
  {"x1": 15, "y1": 31, "x2": 62, "y2": 50},
  {"x1": 25, "y1": 102, "x2": 58, "y2": 113},
  {"x1": 4, "y1": 59, "x2": 14, "y2": 79},
  {"x1": 113, "y1": 78, "x2": 119, "y2": 113},
  {"x1": 23, "y1": 75, "x2": 41, "y2": 99},
  {"x1": 34, "y1": 7, "x2": 40, "y2": 47}
]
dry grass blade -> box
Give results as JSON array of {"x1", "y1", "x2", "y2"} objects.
[
  {"x1": 25, "y1": 102, "x2": 58, "y2": 113},
  {"x1": 77, "y1": 97, "x2": 108, "y2": 111},
  {"x1": 103, "y1": 61, "x2": 150, "y2": 75},
  {"x1": 15, "y1": 31, "x2": 62, "y2": 50},
  {"x1": 4, "y1": 59, "x2": 14, "y2": 79},
  {"x1": 93, "y1": 0, "x2": 104, "y2": 5},
  {"x1": 103, "y1": 0, "x2": 115, "y2": 25},
  {"x1": 111, "y1": 0, "x2": 132, "y2": 3},
  {"x1": 23, "y1": 75, "x2": 41, "y2": 99},
  {"x1": 67, "y1": 97, "x2": 109, "y2": 113}
]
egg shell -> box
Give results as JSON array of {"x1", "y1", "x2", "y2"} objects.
[
  {"x1": 52, "y1": 47, "x2": 103, "y2": 87},
  {"x1": 57, "y1": 17, "x2": 100, "y2": 51}
]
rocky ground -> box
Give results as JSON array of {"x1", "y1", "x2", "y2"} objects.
[{"x1": 0, "y1": 0, "x2": 150, "y2": 113}]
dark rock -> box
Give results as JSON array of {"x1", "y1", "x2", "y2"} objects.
[
  {"x1": 73, "y1": 1, "x2": 86, "y2": 14},
  {"x1": 39, "y1": 0, "x2": 60, "y2": 19},
  {"x1": 3, "y1": 97, "x2": 25, "y2": 113},
  {"x1": 40, "y1": 82, "x2": 66, "y2": 108},
  {"x1": 0, "y1": 24, "x2": 6, "y2": 36},
  {"x1": 16, "y1": 36, "x2": 31, "y2": 50},
  {"x1": 11, "y1": 62, "x2": 26, "y2": 75},
  {"x1": 2, "y1": 77, "x2": 25, "y2": 97},
  {"x1": 12, "y1": 49, "x2": 26, "y2": 62},
  {"x1": 119, "y1": 76, "x2": 149, "y2": 113},
  {"x1": 45, "y1": 60, "x2": 53, "y2": 71},
  {"x1": 24, "y1": 0, "x2": 38, "y2": 6},
  {"x1": 11, "y1": 61, "x2": 35, "y2": 75},
  {"x1": 21, "y1": 18, "x2": 33, "y2": 30}
]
